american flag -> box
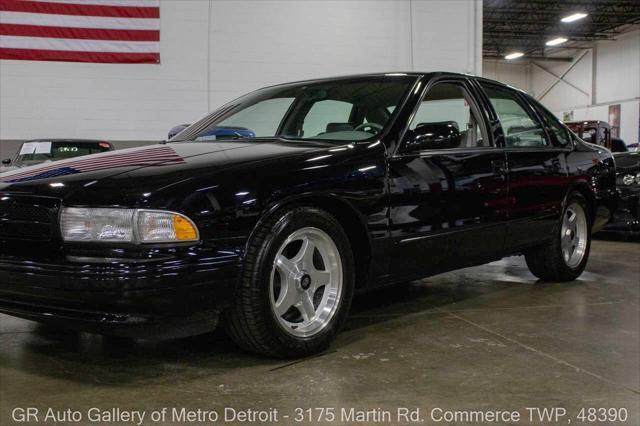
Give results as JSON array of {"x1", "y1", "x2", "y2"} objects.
[
  {"x1": 0, "y1": 0, "x2": 160, "y2": 63},
  {"x1": 1, "y1": 145, "x2": 184, "y2": 183}
]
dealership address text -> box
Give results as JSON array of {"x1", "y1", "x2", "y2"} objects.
[{"x1": 10, "y1": 406, "x2": 631, "y2": 424}]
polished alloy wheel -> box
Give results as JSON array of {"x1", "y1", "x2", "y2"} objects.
[
  {"x1": 269, "y1": 227, "x2": 343, "y2": 337},
  {"x1": 561, "y1": 202, "x2": 588, "y2": 268}
]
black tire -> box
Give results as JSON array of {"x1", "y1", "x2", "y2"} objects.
[
  {"x1": 525, "y1": 192, "x2": 592, "y2": 282},
  {"x1": 224, "y1": 206, "x2": 355, "y2": 358}
]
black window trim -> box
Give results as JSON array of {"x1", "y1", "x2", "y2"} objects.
[
  {"x1": 523, "y1": 95, "x2": 574, "y2": 149},
  {"x1": 476, "y1": 81, "x2": 564, "y2": 151}
]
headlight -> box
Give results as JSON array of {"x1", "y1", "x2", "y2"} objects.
[
  {"x1": 622, "y1": 174, "x2": 635, "y2": 186},
  {"x1": 137, "y1": 210, "x2": 198, "y2": 242},
  {"x1": 636, "y1": 173, "x2": 640, "y2": 184},
  {"x1": 60, "y1": 207, "x2": 199, "y2": 243}
]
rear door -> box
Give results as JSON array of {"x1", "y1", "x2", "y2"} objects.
[
  {"x1": 477, "y1": 82, "x2": 570, "y2": 251},
  {"x1": 387, "y1": 77, "x2": 509, "y2": 280}
]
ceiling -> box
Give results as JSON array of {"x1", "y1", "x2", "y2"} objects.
[{"x1": 483, "y1": 0, "x2": 640, "y2": 60}]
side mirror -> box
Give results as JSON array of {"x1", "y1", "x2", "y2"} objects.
[
  {"x1": 404, "y1": 121, "x2": 461, "y2": 152},
  {"x1": 1, "y1": 159, "x2": 11, "y2": 165}
]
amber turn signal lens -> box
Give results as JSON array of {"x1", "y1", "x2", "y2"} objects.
[{"x1": 173, "y1": 215, "x2": 198, "y2": 240}]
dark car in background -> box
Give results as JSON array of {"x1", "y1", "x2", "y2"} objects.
[
  {"x1": 565, "y1": 120, "x2": 612, "y2": 149},
  {"x1": 1, "y1": 139, "x2": 114, "y2": 173},
  {"x1": 0, "y1": 73, "x2": 617, "y2": 358},
  {"x1": 564, "y1": 121, "x2": 639, "y2": 237},
  {"x1": 602, "y1": 151, "x2": 640, "y2": 238}
]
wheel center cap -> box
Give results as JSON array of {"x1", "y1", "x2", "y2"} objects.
[{"x1": 300, "y1": 274, "x2": 312, "y2": 290}]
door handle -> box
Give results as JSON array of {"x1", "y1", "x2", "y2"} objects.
[{"x1": 491, "y1": 160, "x2": 507, "y2": 176}]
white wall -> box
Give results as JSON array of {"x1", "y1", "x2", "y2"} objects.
[
  {"x1": 595, "y1": 30, "x2": 640, "y2": 105},
  {"x1": 482, "y1": 29, "x2": 640, "y2": 145},
  {"x1": 0, "y1": 1, "x2": 209, "y2": 143},
  {"x1": 483, "y1": 59, "x2": 529, "y2": 91},
  {"x1": 530, "y1": 50, "x2": 593, "y2": 111},
  {"x1": 0, "y1": 0, "x2": 482, "y2": 147}
]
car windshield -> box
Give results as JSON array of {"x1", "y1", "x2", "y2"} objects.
[
  {"x1": 172, "y1": 76, "x2": 417, "y2": 143},
  {"x1": 14, "y1": 141, "x2": 112, "y2": 166}
]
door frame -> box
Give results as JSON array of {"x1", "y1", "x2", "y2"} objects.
[{"x1": 383, "y1": 76, "x2": 511, "y2": 282}]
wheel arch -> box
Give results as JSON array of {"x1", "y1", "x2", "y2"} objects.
[
  {"x1": 247, "y1": 193, "x2": 372, "y2": 289},
  {"x1": 564, "y1": 182, "x2": 596, "y2": 225}
]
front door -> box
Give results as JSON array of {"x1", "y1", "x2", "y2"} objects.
[{"x1": 388, "y1": 80, "x2": 509, "y2": 281}]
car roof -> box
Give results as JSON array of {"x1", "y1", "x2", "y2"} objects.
[{"x1": 257, "y1": 71, "x2": 518, "y2": 92}]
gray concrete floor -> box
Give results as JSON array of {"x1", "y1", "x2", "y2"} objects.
[{"x1": 1, "y1": 240, "x2": 638, "y2": 426}]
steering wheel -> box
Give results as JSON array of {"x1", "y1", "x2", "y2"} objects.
[{"x1": 354, "y1": 122, "x2": 383, "y2": 134}]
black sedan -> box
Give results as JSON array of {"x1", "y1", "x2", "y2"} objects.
[{"x1": 0, "y1": 73, "x2": 617, "y2": 357}]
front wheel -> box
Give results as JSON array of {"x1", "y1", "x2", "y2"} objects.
[
  {"x1": 225, "y1": 206, "x2": 354, "y2": 358},
  {"x1": 525, "y1": 193, "x2": 591, "y2": 282}
]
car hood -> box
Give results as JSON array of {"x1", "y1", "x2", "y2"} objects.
[{"x1": 0, "y1": 139, "x2": 329, "y2": 203}]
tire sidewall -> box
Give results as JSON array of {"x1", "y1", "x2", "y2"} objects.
[
  {"x1": 559, "y1": 193, "x2": 592, "y2": 275},
  {"x1": 250, "y1": 206, "x2": 355, "y2": 354}
]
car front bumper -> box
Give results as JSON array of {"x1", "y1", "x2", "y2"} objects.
[
  {"x1": 0, "y1": 245, "x2": 241, "y2": 338},
  {"x1": 601, "y1": 188, "x2": 640, "y2": 237}
]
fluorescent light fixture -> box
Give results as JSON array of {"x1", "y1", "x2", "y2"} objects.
[
  {"x1": 546, "y1": 37, "x2": 568, "y2": 46},
  {"x1": 504, "y1": 52, "x2": 524, "y2": 60},
  {"x1": 561, "y1": 13, "x2": 587, "y2": 23}
]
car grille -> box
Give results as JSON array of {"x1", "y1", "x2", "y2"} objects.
[{"x1": 0, "y1": 196, "x2": 59, "y2": 241}]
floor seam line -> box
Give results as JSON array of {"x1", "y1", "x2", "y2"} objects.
[
  {"x1": 434, "y1": 306, "x2": 640, "y2": 396},
  {"x1": 349, "y1": 301, "x2": 622, "y2": 319}
]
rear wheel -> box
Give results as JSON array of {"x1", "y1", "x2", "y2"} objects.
[
  {"x1": 225, "y1": 206, "x2": 354, "y2": 358},
  {"x1": 525, "y1": 192, "x2": 591, "y2": 282}
]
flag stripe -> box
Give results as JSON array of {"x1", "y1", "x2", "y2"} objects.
[
  {"x1": 0, "y1": 11, "x2": 160, "y2": 30},
  {"x1": 1, "y1": 35, "x2": 158, "y2": 52},
  {"x1": 1, "y1": 147, "x2": 183, "y2": 182},
  {"x1": 29, "y1": 0, "x2": 158, "y2": 7},
  {"x1": 0, "y1": 23, "x2": 159, "y2": 41},
  {"x1": 3, "y1": 157, "x2": 180, "y2": 179},
  {"x1": 0, "y1": 0, "x2": 159, "y2": 18},
  {"x1": 3, "y1": 150, "x2": 179, "y2": 176},
  {"x1": 0, "y1": 1, "x2": 159, "y2": 64},
  {"x1": 0, "y1": 47, "x2": 158, "y2": 62}
]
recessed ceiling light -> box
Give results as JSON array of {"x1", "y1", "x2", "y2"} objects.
[
  {"x1": 561, "y1": 13, "x2": 588, "y2": 23},
  {"x1": 546, "y1": 37, "x2": 568, "y2": 46},
  {"x1": 504, "y1": 52, "x2": 524, "y2": 60}
]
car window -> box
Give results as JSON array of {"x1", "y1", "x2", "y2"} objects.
[
  {"x1": 480, "y1": 83, "x2": 548, "y2": 148},
  {"x1": 529, "y1": 99, "x2": 571, "y2": 146},
  {"x1": 408, "y1": 82, "x2": 488, "y2": 148},
  {"x1": 178, "y1": 77, "x2": 416, "y2": 143},
  {"x1": 302, "y1": 100, "x2": 353, "y2": 138},
  {"x1": 202, "y1": 98, "x2": 295, "y2": 140}
]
